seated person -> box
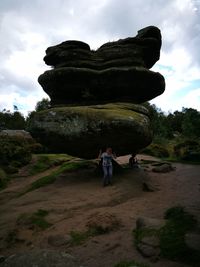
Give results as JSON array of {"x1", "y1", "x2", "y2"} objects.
[{"x1": 129, "y1": 154, "x2": 139, "y2": 168}]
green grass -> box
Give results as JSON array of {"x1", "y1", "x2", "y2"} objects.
[
  {"x1": 160, "y1": 206, "x2": 199, "y2": 264},
  {"x1": 113, "y1": 260, "x2": 150, "y2": 267},
  {"x1": 69, "y1": 230, "x2": 90, "y2": 246},
  {"x1": 28, "y1": 154, "x2": 74, "y2": 175},
  {"x1": 23, "y1": 160, "x2": 91, "y2": 194},
  {"x1": 133, "y1": 206, "x2": 200, "y2": 266},
  {"x1": 69, "y1": 217, "x2": 120, "y2": 246},
  {"x1": 17, "y1": 209, "x2": 52, "y2": 230},
  {"x1": 133, "y1": 228, "x2": 160, "y2": 247}
]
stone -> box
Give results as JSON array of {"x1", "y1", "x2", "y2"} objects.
[
  {"x1": 0, "y1": 130, "x2": 32, "y2": 139},
  {"x1": 152, "y1": 163, "x2": 175, "y2": 173},
  {"x1": 28, "y1": 103, "x2": 152, "y2": 159},
  {"x1": 48, "y1": 234, "x2": 71, "y2": 247},
  {"x1": 38, "y1": 67, "x2": 165, "y2": 106},
  {"x1": 0, "y1": 249, "x2": 82, "y2": 267},
  {"x1": 136, "y1": 217, "x2": 166, "y2": 230},
  {"x1": 38, "y1": 26, "x2": 165, "y2": 106},
  {"x1": 0, "y1": 255, "x2": 5, "y2": 263},
  {"x1": 185, "y1": 233, "x2": 200, "y2": 251},
  {"x1": 30, "y1": 26, "x2": 165, "y2": 158},
  {"x1": 137, "y1": 243, "x2": 160, "y2": 258}
]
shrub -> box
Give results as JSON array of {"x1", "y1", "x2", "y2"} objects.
[
  {"x1": 0, "y1": 135, "x2": 32, "y2": 169},
  {"x1": 173, "y1": 140, "x2": 200, "y2": 161},
  {"x1": 142, "y1": 143, "x2": 169, "y2": 158},
  {"x1": 160, "y1": 206, "x2": 199, "y2": 264}
]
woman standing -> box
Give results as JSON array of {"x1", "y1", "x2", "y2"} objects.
[{"x1": 98, "y1": 148, "x2": 116, "y2": 187}]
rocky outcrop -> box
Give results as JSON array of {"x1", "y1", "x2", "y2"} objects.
[
  {"x1": 30, "y1": 26, "x2": 165, "y2": 158},
  {"x1": 29, "y1": 103, "x2": 152, "y2": 158},
  {"x1": 39, "y1": 26, "x2": 165, "y2": 106}
]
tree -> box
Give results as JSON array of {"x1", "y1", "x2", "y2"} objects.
[
  {"x1": 0, "y1": 110, "x2": 25, "y2": 130},
  {"x1": 35, "y1": 98, "x2": 50, "y2": 112},
  {"x1": 181, "y1": 108, "x2": 200, "y2": 138}
]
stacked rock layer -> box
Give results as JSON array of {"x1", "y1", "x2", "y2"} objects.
[{"x1": 29, "y1": 26, "x2": 165, "y2": 158}]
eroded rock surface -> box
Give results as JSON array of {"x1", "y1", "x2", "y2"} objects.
[
  {"x1": 39, "y1": 26, "x2": 165, "y2": 106},
  {"x1": 30, "y1": 26, "x2": 165, "y2": 158},
  {"x1": 29, "y1": 103, "x2": 152, "y2": 158}
]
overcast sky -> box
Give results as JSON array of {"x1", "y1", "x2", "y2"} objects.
[{"x1": 0, "y1": 0, "x2": 200, "y2": 115}]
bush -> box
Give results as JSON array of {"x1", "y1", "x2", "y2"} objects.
[
  {"x1": 0, "y1": 135, "x2": 32, "y2": 169},
  {"x1": 160, "y1": 206, "x2": 199, "y2": 263},
  {"x1": 142, "y1": 143, "x2": 169, "y2": 158},
  {"x1": 174, "y1": 140, "x2": 200, "y2": 161}
]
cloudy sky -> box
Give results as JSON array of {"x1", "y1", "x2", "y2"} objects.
[{"x1": 0, "y1": 0, "x2": 200, "y2": 115}]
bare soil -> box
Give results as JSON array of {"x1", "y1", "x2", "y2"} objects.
[{"x1": 0, "y1": 154, "x2": 200, "y2": 267}]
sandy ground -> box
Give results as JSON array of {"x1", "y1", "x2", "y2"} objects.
[{"x1": 0, "y1": 154, "x2": 200, "y2": 267}]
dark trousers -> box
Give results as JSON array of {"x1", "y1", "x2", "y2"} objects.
[{"x1": 102, "y1": 165, "x2": 113, "y2": 185}]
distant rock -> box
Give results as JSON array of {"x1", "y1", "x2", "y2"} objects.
[{"x1": 0, "y1": 130, "x2": 32, "y2": 140}]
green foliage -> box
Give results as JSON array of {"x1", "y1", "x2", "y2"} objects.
[
  {"x1": 24, "y1": 160, "x2": 91, "y2": 193},
  {"x1": 114, "y1": 260, "x2": 150, "y2": 267},
  {"x1": 35, "y1": 98, "x2": 51, "y2": 112},
  {"x1": 174, "y1": 140, "x2": 200, "y2": 162},
  {"x1": 141, "y1": 143, "x2": 169, "y2": 158},
  {"x1": 0, "y1": 135, "x2": 32, "y2": 171},
  {"x1": 160, "y1": 206, "x2": 199, "y2": 264},
  {"x1": 181, "y1": 108, "x2": 200, "y2": 138},
  {"x1": 27, "y1": 154, "x2": 73, "y2": 175},
  {"x1": 69, "y1": 230, "x2": 89, "y2": 246},
  {"x1": 143, "y1": 103, "x2": 200, "y2": 141},
  {"x1": 133, "y1": 206, "x2": 199, "y2": 265},
  {"x1": 0, "y1": 110, "x2": 25, "y2": 130},
  {"x1": 133, "y1": 228, "x2": 159, "y2": 246}
]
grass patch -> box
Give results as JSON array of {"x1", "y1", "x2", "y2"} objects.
[
  {"x1": 133, "y1": 228, "x2": 160, "y2": 247},
  {"x1": 28, "y1": 154, "x2": 74, "y2": 175},
  {"x1": 133, "y1": 206, "x2": 200, "y2": 266},
  {"x1": 17, "y1": 209, "x2": 52, "y2": 230},
  {"x1": 160, "y1": 206, "x2": 199, "y2": 264},
  {"x1": 69, "y1": 230, "x2": 89, "y2": 246},
  {"x1": 22, "y1": 160, "x2": 91, "y2": 194},
  {"x1": 70, "y1": 215, "x2": 120, "y2": 246},
  {"x1": 114, "y1": 260, "x2": 150, "y2": 267}
]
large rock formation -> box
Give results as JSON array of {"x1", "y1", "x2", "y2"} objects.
[
  {"x1": 29, "y1": 26, "x2": 165, "y2": 158},
  {"x1": 38, "y1": 26, "x2": 164, "y2": 106}
]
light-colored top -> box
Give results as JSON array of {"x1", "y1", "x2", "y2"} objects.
[{"x1": 101, "y1": 152, "x2": 114, "y2": 166}]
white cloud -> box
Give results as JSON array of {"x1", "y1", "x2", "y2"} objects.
[{"x1": 0, "y1": 0, "x2": 200, "y2": 115}]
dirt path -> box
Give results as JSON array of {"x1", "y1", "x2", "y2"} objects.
[{"x1": 0, "y1": 155, "x2": 200, "y2": 267}]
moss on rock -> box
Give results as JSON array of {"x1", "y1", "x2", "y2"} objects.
[{"x1": 28, "y1": 103, "x2": 152, "y2": 158}]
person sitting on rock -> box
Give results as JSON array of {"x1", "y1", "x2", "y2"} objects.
[
  {"x1": 98, "y1": 147, "x2": 116, "y2": 187},
  {"x1": 129, "y1": 153, "x2": 139, "y2": 168}
]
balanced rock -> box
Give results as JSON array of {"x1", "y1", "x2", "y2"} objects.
[
  {"x1": 30, "y1": 26, "x2": 165, "y2": 158},
  {"x1": 38, "y1": 26, "x2": 165, "y2": 106},
  {"x1": 29, "y1": 103, "x2": 152, "y2": 159}
]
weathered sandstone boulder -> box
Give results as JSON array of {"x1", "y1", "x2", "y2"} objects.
[
  {"x1": 28, "y1": 103, "x2": 152, "y2": 158},
  {"x1": 30, "y1": 26, "x2": 165, "y2": 158},
  {"x1": 38, "y1": 26, "x2": 165, "y2": 106}
]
